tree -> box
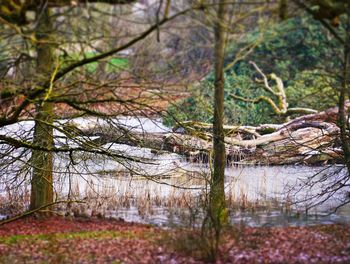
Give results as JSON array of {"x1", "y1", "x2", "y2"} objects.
[
  {"x1": 206, "y1": 0, "x2": 227, "y2": 259},
  {"x1": 0, "y1": 0, "x2": 203, "y2": 213},
  {"x1": 289, "y1": 0, "x2": 350, "y2": 207},
  {"x1": 164, "y1": 14, "x2": 341, "y2": 126},
  {"x1": 229, "y1": 61, "x2": 318, "y2": 121},
  {"x1": 29, "y1": 4, "x2": 55, "y2": 211}
]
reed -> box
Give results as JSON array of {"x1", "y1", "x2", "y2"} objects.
[{"x1": 0, "y1": 165, "x2": 302, "y2": 225}]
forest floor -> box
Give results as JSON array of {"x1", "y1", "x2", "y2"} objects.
[{"x1": 0, "y1": 216, "x2": 349, "y2": 263}]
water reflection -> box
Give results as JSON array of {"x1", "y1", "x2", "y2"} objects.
[
  {"x1": 1, "y1": 117, "x2": 349, "y2": 227},
  {"x1": 56, "y1": 163, "x2": 350, "y2": 227}
]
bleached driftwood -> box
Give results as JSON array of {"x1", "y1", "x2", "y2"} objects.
[{"x1": 64, "y1": 111, "x2": 342, "y2": 165}]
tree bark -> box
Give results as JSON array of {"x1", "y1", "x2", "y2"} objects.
[
  {"x1": 30, "y1": 6, "x2": 55, "y2": 211},
  {"x1": 65, "y1": 113, "x2": 342, "y2": 166},
  {"x1": 230, "y1": 61, "x2": 318, "y2": 121},
  {"x1": 207, "y1": 0, "x2": 228, "y2": 252},
  {"x1": 338, "y1": 11, "x2": 350, "y2": 174}
]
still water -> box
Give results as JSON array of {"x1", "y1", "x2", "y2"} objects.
[
  {"x1": 1, "y1": 117, "x2": 349, "y2": 227},
  {"x1": 55, "y1": 158, "x2": 350, "y2": 227}
]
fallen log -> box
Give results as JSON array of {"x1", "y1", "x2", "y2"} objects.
[
  {"x1": 64, "y1": 119, "x2": 211, "y2": 157},
  {"x1": 279, "y1": 101, "x2": 350, "y2": 130},
  {"x1": 172, "y1": 121, "x2": 262, "y2": 139},
  {"x1": 64, "y1": 116, "x2": 342, "y2": 165},
  {"x1": 241, "y1": 126, "x2": 341, "y2": 165}
]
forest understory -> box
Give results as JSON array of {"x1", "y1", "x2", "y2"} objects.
[{"x1": 0, "y1": 216, "x2": 349, "y2": 264}]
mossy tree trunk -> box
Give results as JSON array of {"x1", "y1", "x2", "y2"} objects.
[
  {"x1": 29, "y1": 6, "x2": 55, "y2": 212},
  {"x1": 338, "y1": 11, "x2": 350, "y2": 175},
  {"x1": 207, "y1": 0, "x2": 228, "y2": 257}
]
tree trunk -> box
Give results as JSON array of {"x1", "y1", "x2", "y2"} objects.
[
  {"x1": 207, "y1": 0, "x2": 228, "y2": 254},
  {"x1": 338, "y1": 12, "x2": 350, "y2": 175},
  {"x1": 30, "y1": 6, "x2": 55, "y2": 211},
  {"x1": 279, "y1": 0, "x2": 288, "y2": 20},
  {"x1": 66, "y1": 113, "x2": 341, "y2": 166}
]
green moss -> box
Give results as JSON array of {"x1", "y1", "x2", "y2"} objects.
[{"x1": 0, "y1": 230, "x2": 135, "y2": 245}]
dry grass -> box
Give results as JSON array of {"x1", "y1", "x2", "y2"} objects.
[{"x1": 0, "y1": 167, "x2": 303, "y2": 226}]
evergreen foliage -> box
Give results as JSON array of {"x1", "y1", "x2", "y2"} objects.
[{"x1": 164, "y1": 16, "x2": 341, "y2": 126}]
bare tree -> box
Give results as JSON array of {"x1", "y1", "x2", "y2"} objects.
[
  {"x1": 0, "y1": 0, "x2": 201, "y2": 212},
  {"x1": 290, "y1": 0, "x2": 350, "y2": 206},
  {"x1": 229, "y1": 61, "x2": 318, "y2": 121}
]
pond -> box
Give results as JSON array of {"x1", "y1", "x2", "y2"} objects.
[
  {"x1": 53, "y1": 161, "x2": 350, "y2": 227},
  {"x1": 0, "y1": 117, "x2": 349, "y2": 227}
]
